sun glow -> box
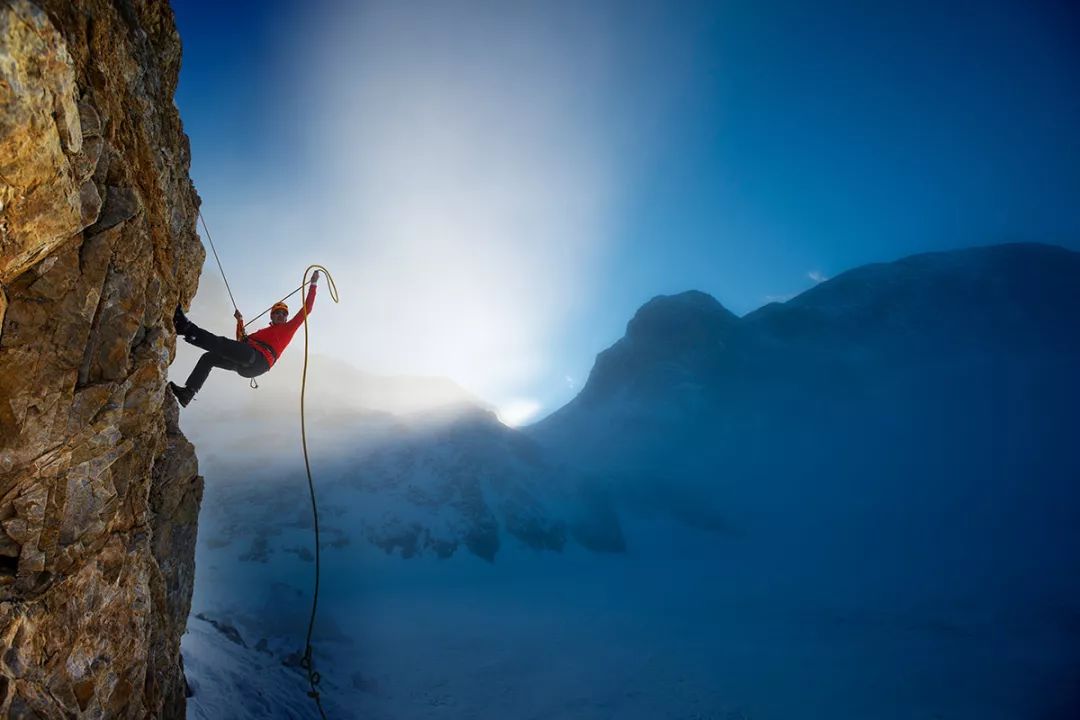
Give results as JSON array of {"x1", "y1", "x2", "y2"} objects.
[
  {"x1": 287, "y1": 0, "x2": 624, "y2": 411},
  {"x1": 496, "y1": 399, "x2": 543, "y2": 428}
]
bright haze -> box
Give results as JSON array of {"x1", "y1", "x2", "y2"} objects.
[{"x1": 172, "y1": 0, "x2": 1080, "y2": 424}]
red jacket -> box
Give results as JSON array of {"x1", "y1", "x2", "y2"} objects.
[{"x1": 237, "y1": 284, "x2": 317, "y2": 368}]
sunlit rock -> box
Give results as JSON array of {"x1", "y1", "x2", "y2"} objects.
[{"x1": 0, "y1": 0, "x2": 205, "y2": 716}]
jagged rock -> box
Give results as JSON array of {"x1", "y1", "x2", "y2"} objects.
[
  {"x1": 78, "y1": 180, "x2": 102, "y2": 228},
  {"x1": 92, "y1": 142, "x2": 114, "y2": 185},
  {"x1": 85, "y1": 186, "x2": 140, "y2": 237},
  {"x1": 77, "y1": 99, "x2": 101, "y2": 138},
  {"x1": 74, "y1": 135, "x2": 104, "y2": 182},
  {"x1": 0, "y1": 0, "x2": 205, "y2": 717},
  {"x1": 0, "y1": 0, "x2": 83, "y2": 284}
]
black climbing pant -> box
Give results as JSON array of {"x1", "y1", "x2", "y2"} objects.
[{"x1": 182, "y1": 323, "x2": 270, "y2": 392}]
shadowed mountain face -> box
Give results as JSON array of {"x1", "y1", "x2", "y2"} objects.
[
  {"x1": 541, "y1": 242, "x2": 1080, "y2": 426},
  {"x1": 571, "y1": 289, "x2": 740, "y2": 406},
  {"x1": 531, "y1": 242, "x2": 1080, "y2": 601}
]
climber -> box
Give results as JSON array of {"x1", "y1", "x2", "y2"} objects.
[{"x1": 168, "y1": 270, "x2": 320, "y2": 407}]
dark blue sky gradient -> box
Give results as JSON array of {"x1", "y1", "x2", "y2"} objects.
[{"x1": 604, "y1": 0, "x2": 1080, "y2": 305}]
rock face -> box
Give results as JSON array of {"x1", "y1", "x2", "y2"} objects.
[{"x1": 0, "y1": 1, "x2": 203, "y2": 717}]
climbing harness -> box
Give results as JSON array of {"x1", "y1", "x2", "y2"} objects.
[{"x1": 196, "y1": 210, "x2": 340, "y2": 719}]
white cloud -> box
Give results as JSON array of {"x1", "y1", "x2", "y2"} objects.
[{"x1": 807, "y1": 270, "x2": 828, "y2": 284}]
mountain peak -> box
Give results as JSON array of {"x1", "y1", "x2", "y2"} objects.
[
  {"x1": 625, "y1": 290, "x2": 738, "y2": 346},
  {"x1": 536, "y1": 241, "x2": 1080, "y2": 434},
  {"x1": 551, "y1": 291, "x2": 737, "y2": 412},
  {"x1": 788, "y1": 241, "x2": 1079, "y2": 310},
  {"x1": 743, "y1": 242, "x2": 1080, "y2": 353}
]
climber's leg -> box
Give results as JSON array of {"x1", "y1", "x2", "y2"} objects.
[
  {"x1": 173, "y1": 305, "x2": 195, "y2": 335},
  {"x1": 237, "y1": 353, "x2": 271, "y2": 380},
  {"x1": 181, "y1": 325, "x2": 260, "y2": 364},
  {"x1": 169, "y1": 382, "x2": 194, "y2": 407},
  {"x1": 170, "y1": 347, "x2": 268, "y2": 408},
  {"x1": 174, "y1": 304, "x2": 259, "y2": 365},
  {"x1": 185, "y1": 351, "x2": 241, "y2": 393},
  {"x1": 170, "y1": 307, "x2": 267, "y2": 408}
]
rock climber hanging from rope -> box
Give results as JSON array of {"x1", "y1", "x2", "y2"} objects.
[
  {"x1": 168, "y1": 270, "x2": 320, "y2": 407},
  {"x1": 174, "y1": 207, "x2": 334, "y2": 717}
]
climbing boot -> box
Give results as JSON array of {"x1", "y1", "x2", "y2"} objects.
[
  {"x1": 173, "y1": 305, "x2": 194, "y2": 335},
  {"x1": 169, "y1": 382, "x2": 195, "y2": 408}
]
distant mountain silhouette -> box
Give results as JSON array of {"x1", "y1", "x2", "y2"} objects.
[
  {"x1": 529, "y1": 241, "x2": 1080, "y2": 605},
  {"x1": 539, "y1": 242, "x2": 1080, "y2": 432}
]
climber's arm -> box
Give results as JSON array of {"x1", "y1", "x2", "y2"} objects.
[
  {"x1": 234, "y1": 309, "x2": 246, "y2": 341},
  {"x1": 287, "y1": 276, "x2": 318, "y2": 329}
]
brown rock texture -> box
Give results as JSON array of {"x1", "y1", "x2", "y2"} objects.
[{"x1": 0, "y1": 0, "x2": 204, "y2": 717}]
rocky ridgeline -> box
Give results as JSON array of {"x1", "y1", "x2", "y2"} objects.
[{"x1": 0, "y1": 1, "x2": 203, "y2": 717}]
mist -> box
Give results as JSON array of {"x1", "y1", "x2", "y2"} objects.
[{"x1": 183, "y1": 0, "x2": 694, "y2": 419}]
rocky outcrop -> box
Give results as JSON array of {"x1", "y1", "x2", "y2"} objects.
[{"x1": 0, "y1": 0, "x2": 203, "y2": 716}]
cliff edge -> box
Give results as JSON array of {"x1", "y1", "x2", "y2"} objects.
[{"x1": 0, "y1": 0, "x2": 203, "y2": 716}]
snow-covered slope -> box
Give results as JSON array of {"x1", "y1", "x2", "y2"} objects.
[{"x1": 187, "y1": 402, "x2": 619, "y2": 567}]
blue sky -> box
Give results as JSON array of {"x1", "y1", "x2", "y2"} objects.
[{"x1": 171, "y1": 0, "x2": 1080, "y2": 423}]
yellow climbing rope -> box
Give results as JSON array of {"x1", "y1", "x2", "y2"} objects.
[{"x1": 296, "y1": 264, "x2": 338, "y2": 719}]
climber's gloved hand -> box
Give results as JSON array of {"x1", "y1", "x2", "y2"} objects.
[
  {"x1": 311, "y1": 270, "x2": 320, "y2": 284},
  {"x1": 234, "y1": 309, "x2": 243, "y2": 321}
]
